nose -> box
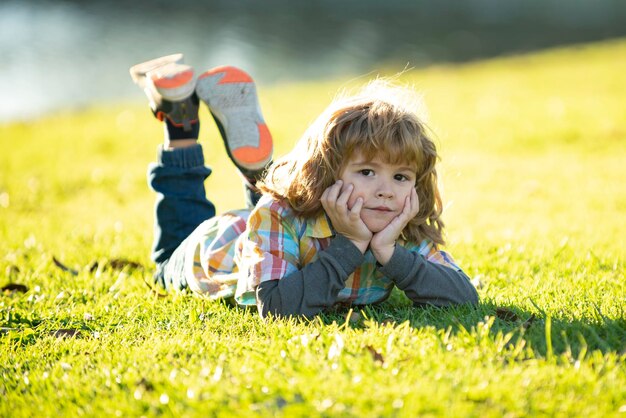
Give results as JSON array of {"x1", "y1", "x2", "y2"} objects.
[{"x1": 376, "y1": 180, "x2": 394, "y2": 199}]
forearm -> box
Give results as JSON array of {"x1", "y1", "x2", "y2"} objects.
[
  {"x1": 256, "y1": 235, "x2": 364, "y2": 318},
  {"x1": 379, "y1": 246, "x2": 479, "y2": 307}
]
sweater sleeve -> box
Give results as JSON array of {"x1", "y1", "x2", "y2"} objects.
[
  {"x1": 378, "y1": 245, "x2": 479, "y2": 307},
  {"x1": 256, "y1": 234, "x2": 364, "y2": 318}
]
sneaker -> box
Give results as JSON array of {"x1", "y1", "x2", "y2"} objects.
[
  {"x1": 195, "y1": 66, "x2": 273, "y2": 178},
  {"x1": 130, "y1": 57, "x2": 199, "y2": 131},
  {"x1": 129, "y1": 53, "x2": 184, "y2": 89}
]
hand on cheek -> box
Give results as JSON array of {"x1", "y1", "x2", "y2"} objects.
[
  {"x1": 321, "y1": 180, "x2": 372, "y2": 253},
  {"x1": 371, "y1": 188, "x2": 420, "y2": 265}
]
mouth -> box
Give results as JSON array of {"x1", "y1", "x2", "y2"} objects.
[{"x1": 366, "y1": 206, "x2": 394, "y2": 212}]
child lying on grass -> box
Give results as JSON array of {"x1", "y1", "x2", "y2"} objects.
[{"x1": 130, "y1": 54, "x2": 478, "y2": 318}]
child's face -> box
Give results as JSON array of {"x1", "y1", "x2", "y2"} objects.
[{"x1": 339, "y1": 152, "x2": 417, "y2": 233}]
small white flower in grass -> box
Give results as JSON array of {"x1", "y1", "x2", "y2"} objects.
[
  {"x1": 0, "y1": 192, "x2": 9, "y2": 208},
  {"x1": 134, "y1": 389, "x2": 143, "y2": 400},
  {"x1": 60, "y1": 362, "x2": 72, "y2": 371},
  {"x1": 392, "y1": 399, "x2": 404, "y2": 409},
  {"x1": 160, "y1": 393, "x2": 169, "y2": 405},
  {"x1": 288, "y1": 331, "x2": 319, "y2": 347},
  {"x1": 327, "y1": 333, "x2": 344, "y2": 360},
  {"x1": 24, "y1": 235, "x2": 36, "y2": 248},
  {"x1": 212, "y1": 366, "x2": 223, "y2": 382},
  {"x1": 618, "y1": 405, "x2": 626, "y2": 413},
  {"x1": 386, "y1": 333, "x2": 395, "y2": 353},
  {"x1": 299, "y1": 334, "x2": 311, "y2": 346},
  {"x1": 84, "y1": 313, "x2": 94, "y2": 321},
  {"x1": 318, "y1": 398, "x2": 333, "y2": 411},
  {"x1": 471, "y1": 275, "x2": 483, "y2": 289},
  {"x1": 187, "y1": 388, "x2": 195, "y2": 399}
]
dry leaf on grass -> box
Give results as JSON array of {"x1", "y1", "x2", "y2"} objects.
[
  {"x1": 52, "y1": 256, "x2": 79, "y2": 276},
  {"x1": 366, "y1": 345, "x2": 385, "y2": 364},
  {"x1": 49, "y1": 329, "x2": 83, "y2": 338},
  {"x1": 495, "y1": 307, "x2": 521, "y2": 322},
  {"x1": 1, "y1": 283, "x2": 29, "y2": 293}
]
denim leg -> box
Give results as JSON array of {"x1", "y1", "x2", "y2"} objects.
[{"x1": 147, "y1": 144, "x2": 215, "y2": 290}]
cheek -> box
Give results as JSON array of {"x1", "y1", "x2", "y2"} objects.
[
  {"x1": 346, "y1": 191, "x2": 365, "y2": 210},
  {"x1": 395, "y1": 187, "x2": 413, "y2": 204}
]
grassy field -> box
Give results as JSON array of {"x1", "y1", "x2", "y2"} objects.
[{"x1": 1, "y1": 39, "x2": 625, "y2": 417}]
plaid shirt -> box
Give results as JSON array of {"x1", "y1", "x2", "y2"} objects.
[
  {"x1": 236, "y1": 197, "x2": 460, "y2": 305},
  {"x1": 188, "y1": 196, "x2": 461, "y2": 306},
  {"x1": 186, "y1": 209, "x2": 249, "y2": 299}
]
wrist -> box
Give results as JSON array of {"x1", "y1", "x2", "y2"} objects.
[
  {"x1": 372, "y1": 244, "x2": 395, "y2": 266},
  {"x1": 350, "y1": 239, "x2": 369, "y2": 254}
]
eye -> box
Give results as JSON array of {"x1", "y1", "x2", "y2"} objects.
[
  {"x1": 359, "y1": 169, "x2": 374, "y2": 176},
  {"x1": 394, "y1": 173, "x2": 410, "y2": 182}
]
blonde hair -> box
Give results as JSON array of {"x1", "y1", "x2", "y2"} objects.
[{"x1": 259, "y1": 80, "x2": 445, "y2": 246}]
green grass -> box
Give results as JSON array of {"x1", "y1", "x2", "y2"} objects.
[{"x1": 1, "y1": 39, "x2": 625, "y2": 417}]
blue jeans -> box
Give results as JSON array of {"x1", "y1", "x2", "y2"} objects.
[{"x1": 147, "y1": 144, "x2": 259, "y2": 290}]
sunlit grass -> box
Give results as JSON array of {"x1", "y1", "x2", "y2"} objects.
[{"x1": 1, "y1": 39, "x2": 625, "y2": 417}]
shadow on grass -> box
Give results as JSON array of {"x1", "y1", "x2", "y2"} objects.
[
  {"x1": 318, "y1": 296, "x2": 626, "y2": 359},
  {"x1": 3, "y1": 274, "x2": 624, "y2": 361}
]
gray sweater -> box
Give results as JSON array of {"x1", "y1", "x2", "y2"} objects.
[{"x1": 256, "y1": 234, "x2": 479, "y2": 318}]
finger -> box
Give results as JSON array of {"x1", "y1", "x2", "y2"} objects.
[
  {"x1": 327, "y1": 180, "x2": 343, "y2": 202},
  {"x1": 321, "y1": 186, "x2": 329, "y2": 201},
  {"x1": 393, "y1": 194, "x2": 408, "y2": 215},
  {"x1": 401, "y1": 195, "x2": 412, "y2": 218},
  {"x1": 336, "y1": 183, "x2": 353, "y2": 210},
  {"x1": 411, "y1": 188, "x2": 420, "y2": 215},
  {"x1": 320, "y1": 185, "x2": 332, "y2": 209},
  {"x1": 349, "y1": 196, "x2": 363, "y2": 219},
  {"x1": 392, "y1": 195, "x2": 413, "y2": 228},
  {"x1": 389, "y1": 201, "x2": 405, "y2": 228},
  {"x1": 321, "y1": 190, "x2": 330, "y2": 212},
  {"x1": 322, "y1": 180, "x2": 342, "y2": 208}
]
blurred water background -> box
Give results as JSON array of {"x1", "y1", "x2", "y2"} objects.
[{"x1": 1, "y1": 0, "x2": 625, "y2": 122}]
